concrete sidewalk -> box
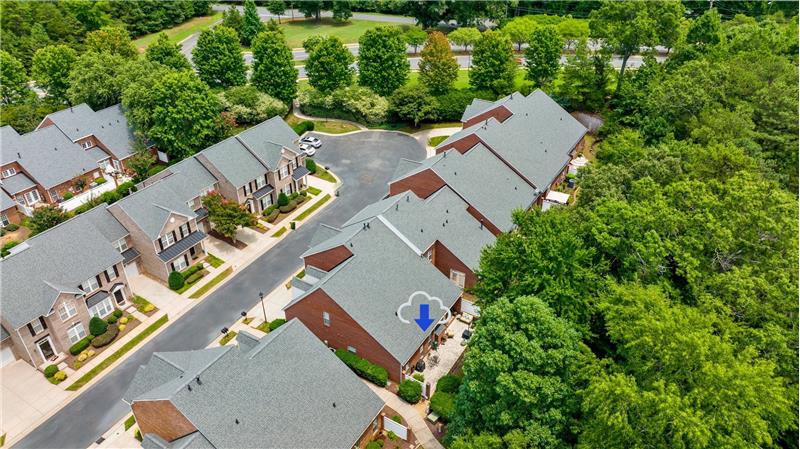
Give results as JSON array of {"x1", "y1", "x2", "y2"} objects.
[
  {"x1": 366, "y1": 382, "x2": 445, "y2": 449},
  {"x1": 412, "y1": 127, "x2": 462, "y2": 158}
]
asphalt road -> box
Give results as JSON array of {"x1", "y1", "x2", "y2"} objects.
[{"x1": 13, "y1": 131, "x2": 425, "y2": 449}]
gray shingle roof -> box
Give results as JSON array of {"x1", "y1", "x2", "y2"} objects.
[
  {"x1": 143, "y1": 431, "x2": 215, "y2": 449},
  {"x1": 440, "y1": 90, "x2": 587, "y2": 190},
  {"x1": 126, "y1": 320, "x2": 385, "y2": 449},
  {"x1": 44, "y1": 104, "x2": 138, "y2": 160},
  {"x1": 200, "y1": 137, "x2": 267, "y2": 188},
  {"x1": 0, "y1": 211, "x2": 124, "y2": 329},
  {"x1": 460, "y1": 98, "x2": 494, "y2": 121},
  {"x1": 343, "y1": 188, "x2": 496, "y2": 270},
  {"x1": 114, "y1": 158, "x2": 216, "y2": 239},
  {"x1": 0, "y1": 189, "x2": 13, "y2": 212},
  {"x1": 79, "y1": 204, "x2": 130, "y2": 243},
  {"x1": 87, "y1": 147, "x2": 111, "y2": 163},
  {"x1": 392, "y1": 145, "x2": 537, "y2": 233},
  {"x1": 235, "y1": 116, "x2": 300, "y2": 169},
  {"x1": 1, "y1": 172, "x2": 37, "y2": 195},
  {"x1": 2, "y1": 125, "x2": 98, "y2": 189},
  {"x1": 289, "y1": 220, "x2": 462, "y2": 364}
]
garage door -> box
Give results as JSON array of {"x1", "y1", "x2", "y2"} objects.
[
  {"x1": 125, "y1": 262, "x2": 140, "y2": 278},
  {"x1": 1, "y1": 346, "x2": 16, "y2": 367}
]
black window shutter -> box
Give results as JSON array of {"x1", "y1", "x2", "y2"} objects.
[
  {"x1": 96, "y1": 275, "x2": 102, "y2": 287},
  {"x1": 158, "y1": 238, "x2": 164, "y2": 251},
  {"x1": 28, "y1": 323, "x2": 35, "y2": 336},
  {"x1": 39, "y1": 317, "x2": 47, "y2": 330},
  {"x1": 172, "y1": 231, "x2": 177, "y2": 242},
  {"x1": 105, "y1": 270, "x2": 111, "y2": 283},
  {"x1": 113, "y1": 265, "x2": 119, "y2": 278}
]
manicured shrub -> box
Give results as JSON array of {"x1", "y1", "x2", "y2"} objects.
[
  {"x1": 392, "y1": 415, "x2": 402, "y2": 423},
  {"x1": 430, "y1": 391, "x2": 456, "y2": 421},
  {"x1": 277, "y1": 192, "x2": 289, "y2": 207},
  {"x1": 268, "y1": 318, "x2": 286, "y2": 331},
  {"x1": 119, "y1": 316, "x2": 128, "y2": 324},
  {"x1": 143, "y1": 304, "x2": 155, "y2": 313},
  {"x1": 53, "y1": 371, "x2": 67, "y2": 382},
  {"x1": 118, "y1": 324, "x2": 126, "y2": 332},
  {"x1": 335, "y1": 349, "x2": 388, "y2": 387},
  {"x1": 305, "y1": 158, "x2": 317, "y2": 174},
  {"x1": 185, "y1": 271, "x2": 205, "y2": 284},
  {"x1": 113, "y1": 309, "x2": 123, "y2": 318},
  {"x1": 387, "y1": 431, "x2": 398, "y2": 441},
  {"x1": 168, "y1": 271, "x2": 185, "y2": 290},
  {"x1": 135, "y1": 429, "x2": 142, "y2": 442},
  {"x1": 77, "y1": 352, "x2": 89, "y2": 362},
  {"x1": 398, "y1": 379, "x2": 422, "y2": 403},
  {"x1": 264, "y1": 209, "x2": 280, "y2": 223},
  {"x1": 62, "y1": 192, "x2": 74, "y2": 201},
  {"x1": 291, "y1": 120, "x2": 315, "y2": 135},
  {"x1": 91, "y1": 324, "x2": 119, "y2": 348},
  {"x1": 117, "y1": 181, "x2": 137, "y2": 197},
  {"x1": 107, "y1": 315, "x2": 118, "y2": 324},
  {"x1": 436, "y1": 374, "x2": 462, "y2": 394},
  {"x1": 89, "y1": 316, "x2": 108, "y2": 336},
  {"x1": 295, "y1": 195, "x2": 307, "y2": 204},
  {"x1": 44, "y1": 364, "x2": 59, "y2": 378},
  {"x1": 95, "y1": 177, "x2": 107, "y2": 185},
  {"x1": 366, "y1": 442, "x2": 382, "y2": 449},
  {"x1": 412, "y1": 372, "x2": 425, "y2": 382},
  {"x1": 279, "y1": 200, "x2": 296, "y2": 214},
  {"x1": 182, "y1": 264, "x2": 203, "y2": 277},
  {"x1": 1, "y1": 240, "x2": 19, "y2": 257},
  {"x1": 69, "y1": 337, "x2": 92, "y2": 355},
  {"x1": 5, "y1": 223, "x2": 19, "y2": 231}
]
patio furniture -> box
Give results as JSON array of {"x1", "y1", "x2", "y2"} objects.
[
  {"x1": 458, "y1": 313, "x2": 473, "y2": 325},
  {"x1": 427, "y1": 412, "x2": 439, "y2": 423}
]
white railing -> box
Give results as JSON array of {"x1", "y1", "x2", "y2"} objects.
[
  {"x1": 382, "y1": 415, "x2": 409, "y2": 441},
  {"x1": 59, "y1": 177, "x2": 129, "y2": 211}
]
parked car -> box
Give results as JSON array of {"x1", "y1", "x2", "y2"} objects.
[
  {"x1": 299, "y1": 143, "x2": 316, "y2": 156},
  {"x1": 300, "y1": 136, "x2": 322, "y2": 148}
]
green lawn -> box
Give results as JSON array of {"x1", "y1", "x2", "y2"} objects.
[
  {"x1": 66, "y1": 316, "x2": 169, "y2": 391},
  {"x1": 132, "y1": 11, "x2": 224, "y2": 51},
  {"x1": 281, "y1": 17, "x2": 405, "y2": 49},
  {"x1": 189, "y1": 267, "x2": 233, "y2": 299},
  {"x1": 271, "y1": 227, "x2": 287, "y2": 238},
  {"x1": 305, "y1": 186, "x2": 322, "y2": 196},
  {"x1": 428, "y1": 135, "x2": 449, "y2": 147},
  {"x1": 219, "y1": 331, "x2": 237, "y2": 346},
  {"x1": 295, "y1": 194, "x2": 331, "y2": 221},
  {"x1": 206, "y1": 253, "x2": 225, "y2": 268},
  {"x1": 313, "y1": 167, "x2": 337, "y2": 183},
  {"x1": 124, "y1": 415, "x2": 136, "y2": 431},
  {"x1": 285, "y1": 113, "x2": 359, "y2": 134}
]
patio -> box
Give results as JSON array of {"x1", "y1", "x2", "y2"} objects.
[
  {"x1": 420, "y1": 318, "x2": 470, "y2": 395},
  {"x1": 59, "y1": 176, "x2": 126, "y2": 211}
]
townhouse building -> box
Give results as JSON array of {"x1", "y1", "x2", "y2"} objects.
[
  {"x1": 195, "y1": 117, "x2": 309, "y2": 215},
  {"x1": 1, "y1": 189, "x2": 22, "y2": 228},
  {"x1": 124, "y1": 319, "x2": 387, "y2": 449},
  {"x1": 0, "y1": 104, "x2": 142, "y2": 212},
  {"x1": 0, "y1": 206, "x2": 134, "y2": 369}
]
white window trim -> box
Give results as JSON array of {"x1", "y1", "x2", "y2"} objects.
[
  {"x1": 279, "y1": 166, "x2": 290, "y2": 179},
  {"x1": 67, "y1": 323, "x2": 86, "y2": 344},
  {"x1": 58, "y1": 302, "x2": 77, "y2": 322},
  {"x1": 115, "y1": 238, "x2": 129, "y2": 253},
  {"x1": 1, "y1": 213, "x2": 9, "y2": 227},
  {"x1": 35, "y1": 336, "x2": 55, "y2": 362},
  {"x1": 347, "y1": 346, "x2": 357, "y2": 354},
  {"x1": 105, "y1": 266, "x2": 117, "y2": 281},
  {"x1": 89, "y1": 297, "x2": 114, "y2": 318},
  {"x1": 23, "y1": 189, "x2": 40, "y2": 206},
  {"x1": 30, "y1": 319, "x2": 44, "y2": 335},
  {"x1": 2, "y1": 167, "x2": 16, "y2": 178},
  {"x1": 82, "y1": 277, "x2": 100, "y2": 293},
  {"x1": 255, "y1": 176, "x2": 266, "y2": 189},
  {"x1": 449, "y1": 269, "x2": 466, "y2": 288},
  {"x1": 323, "y1": 311, "x2": 330, "y2": 327},
  {"x1": 162, "y1": 232, "x2": 176, "y2": 248},
  {"x1": 172, "y1": 256, "x2": 188, "y2": 272}
]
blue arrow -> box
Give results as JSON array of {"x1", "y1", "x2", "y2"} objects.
[{"x1": 415, "y1": 303, "x2": 435, "y2": 331}]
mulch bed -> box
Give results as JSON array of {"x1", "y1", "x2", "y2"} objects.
[
  {"x1": 66, "y1": 314, "x2": 142, "y2": 370},
  {"x1": 209, "y1": 229, "x2": 247, "y2": 249}
]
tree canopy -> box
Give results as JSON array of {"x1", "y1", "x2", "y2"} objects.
[
  {"x1": 418, "y1": 31, "x2": 459, "y2": 94},
  {"x1": 145, "y1": 33, "x2": 192, "y2": 71},
  {"x1": 31, "y1": 45, "x2": 77, "y2": 103},
  {"x1": 305, "y1": 36, "x2": 355, "y2": 94},
  {"x1": 251, "y1": 31, "x2": 297, "y2": 105},
  {"x1": 357, "y1": 26, "x2": 409, "y2": 97},
  {"x1": 469, "y1": 30, "x2": 517, "y2": 95}
]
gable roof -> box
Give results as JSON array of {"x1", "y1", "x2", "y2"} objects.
[
  {"x1": 0, "y1": 189, "x2": 16, "y2": 211},
  {"x1": 342, "y1": 188, "x2": 495, "y2": 269},
  {"x1": 392, "y1": 145, "x2": 536, "y2": 232},
  {"x1": 200, "y1": 137, "x2": 267, "y2": 188},
  {"x1": 440, "y1": 90, "x2": 587, "y2": 190},
  {"x1": 42, "y1": 104, "x2": 138, "y2": 160},
  {"x1": 1, "y1": 124, "x2": 98, "y2": 189},
  {"x1": 290, "y1": 219, "x2": 462, "y2": 364},
  {"x1": 234, "y1": 116, "x2": 300, "y2": 169},
  {"x1": 125, "y1": 320, "x2": 385, "y2": 449},
  {"x1": 114, "y1": 158, "x2": 216, "y2": 239},
  {"x1": 0, "y1": 207, "x2": 124, "y2": 329},
  {"x1": 460, "y1": 98, "x2": 495, "y2": 121}
]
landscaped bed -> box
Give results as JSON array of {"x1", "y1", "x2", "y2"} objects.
[
  {"x1": 131, "y1": 295, "x2": 157, "y2": 316},
  {"x1": 63, "y1": 309, "x2": 143, "y2": 373}
]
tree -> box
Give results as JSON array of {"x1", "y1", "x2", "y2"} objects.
[
  {"x1": 556, "y1": 17, "x2": 590, "y2": 50},
  {"x1": 31, "y1": 45, "x2": 77, "y2": 103},
  {"x1": 556, "y1": 39, "x2": 612, "y2": 111},
  {"x1": 29, "y1": 204, "x2": 68, "y2": 235},
  {"x1": 302, "y1": 35, "x2": 325, "y2": 53},
  {"x1": 448, "y1": 27, "x2": 481, "y2": 53},
  {"x1": 298, "y1": 0, "x2": 323, "y2": 20},
  {"x1": 469, "y1": 30, "x2": 516, "y2": 95},
  {"x1": 221, "y1": 5, "x2": 243, "y2": 35},
  {"x1": 305, "y1": 36, "x2": 354, "y2": 94},
  {"x1": 122, "y1": 70, "x2": 222, "y2": 160},
  {"x1": 192, "y1": 26, "x2": 246, "y2": 88},
  {"x1": 240, "y1": 0, "x2": 265, "y2": 46},
  {"x1": 145, "y1": 33, "x2": 191, "y2": 71},
  {"x1": 267, "y1": 0, "x2": 286, "y2": 23},
  {"x1": 502, "y1": 16, "x2": 537, "y2": 51},
  {"x1": 686, "y1": 7, "x2": 722, "y2": 49},
  {"x1": 404, "y1": 0, "x2": 447, "y2": 28},
  {"x1": 127, "y1": 143, "x2": 156, "y2": 183},
  {"x1": 358, "y1": 26, "x2": 409, "y2": 96},
  {"x1": 418, "y1": 31, "x2": 459, "y2": 94},
  {"x1": 524, "y1": 26, "x2": 562, "y2": 87},
  {"x1": 590, "y1": 0, "x2": 684, "y2": 93},
  {"x1": 251, "y1": 31, "x2": 298, "y2": 104},
  {"x1": 202, "y1": 192, "x2": 256, "y2": 243},
  {"x1": 447, "y1": 296, "x2": 584, "y2": 448},
  {"x1": 332, "y1": 1, "x2": 352, "y2": 23},
  {"x1": 0, "y1": 51, "x2": 30, "y2": 104},
  {"x1": 66, "y1": 52, "x2": 128, "y2": 110},
  {"x1": 84, "y1": 26, "x2": 138, "y2": 59},
  {"x1": 389, "y1": 86, "x2": 438, "y2": 126},
  {"x1": 403, "y1": 27, "x2": 427, "y2": 53}
]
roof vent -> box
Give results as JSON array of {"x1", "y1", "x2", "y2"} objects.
[
  {"x1": 196, "y1": 376, "x2": 202, "y2": 385},
  {"x1": 395, "y1": 204, "x2": 398, "y2": 211},
  {"x1": 420, "y1": 228, "x2": 423, "y2": 233},
  {"x1": 479, "y1": 219, "x2": 484, "y2": 230},
  {"x1": 349, "y1": 242, "x2": 353, "y2": 248},
  {"x1": 235, "y1": 419, "x2": 240, "y2": 424},
  {"x1": 101, "y1": 125, "x2": 104, "y2": 129},
  {"x1": 17, "y1": 152, "x2": 21, "y2": 159},
  {"x1": 187, "y1": 384, "x2": 192, "y2": 391},
  {"x1": 442, "y1": 222, "x2": 445, "y2": 227},
  {"x1": 76, "y1": 128, "x2": 79, "y2": 131},
  {"x1": 406, "y1": 196, "x2": 409, "y2": 202},
  {"x1": 514, "y1": 186, "x2": 517, "y2": 190},
  {"x1": 332, "y1": 402, "x2": 336, "y2": 408},
  {"x1": 366, "y1": 222, "x2": 370, "y2": 229}
]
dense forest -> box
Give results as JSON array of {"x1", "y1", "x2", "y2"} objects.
[{"x1": 446, "y1": 6, "x2": 799, "y2": 449}]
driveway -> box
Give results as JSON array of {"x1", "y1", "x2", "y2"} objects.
[
  {"x1": 12, "y1": 131, "x2": 424, "y2": 449},
  {"x1": 1, "y1": 361, "x2": 71, "y2": 444}
]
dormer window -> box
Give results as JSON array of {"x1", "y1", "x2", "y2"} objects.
[
  {"x1": 1, "y1": 167, "x2": 16, "y2": 178},
  {"x1": 82, "y1": 139, "x2": 93, "y2": 149}
]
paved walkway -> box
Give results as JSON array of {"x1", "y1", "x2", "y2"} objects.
[
  {"x1": 365, "y1": 382, "x2": 445, "y2": 449},
  {"x1": 411, "y1": 127, "x2": 462, "y2": 158}
]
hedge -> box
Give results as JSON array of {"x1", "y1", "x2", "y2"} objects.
[
  {"x1": 44, "y1": 364, "x2": 59, "y2": 378},
  {"x1": 182, "y1": 264, "x2": 203, "y2": 277},
  {"x1": 69, "y1": 337, "x2": 92, "y2": 355},
  {"x1": 436, "y1": 374, "x2": 462, "y2": 394},
  {"x1": 89, "y1": 316, "x2": 108, "y2": 336},
  {"x1": 430, "y1": 391, "x2": 456, "y2": 421},
  {"x1": 168, "y1": 271, "x2": 185, "y2": 290},
  {"x1": 335, "y1": 349, "x2": 388, "y2": 387},
  {"x1": 305, "y1": 158, "x2": 317, "y2": 174},
  {"x1": 268, "y1": 318, "x2": 286, "y2": 331},
  {"x1": 398, "y1": 379, "x2": 422, "y2": 403},
  {"x1": 185, "y1": 270, "x2": 205, "y2": 284},
  {"x1": 107, "y1": 315, "x2": 118, "y2": 324},
  {"x1": 91, "y1": 324, "x2": 119, "y2": 348},
  {"x1": 264, "y1": 209, "x2": 279, "y2": 223},
  {"x1": 291, "y1": 120, "x2": 315, "y2": 135},
  {"x1": 113, "y1": 309, "x2": 124, "y2": 318},
  {"x1": 279, "y1": 200, "x2": 297, "y2": 214}
]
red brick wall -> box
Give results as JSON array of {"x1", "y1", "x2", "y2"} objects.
[
  {"x1": 462, "y1": 105, "x2": 513, "y2": 128},
  {"x1": 431, "y1": 241, "x2": 477, "y2": 289},
  {"x1": 284, "y1": 289, "x2": 404, "y2": 382},
  {"x1": 388, "y1": 169, "x2": 445, "y2": 199},
  {"x1": 2, "y1": 206, "x2": 22, "y2": 226},
  {"x1": 303, "y1": 245, "x2": 353, "y2": 272}
]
